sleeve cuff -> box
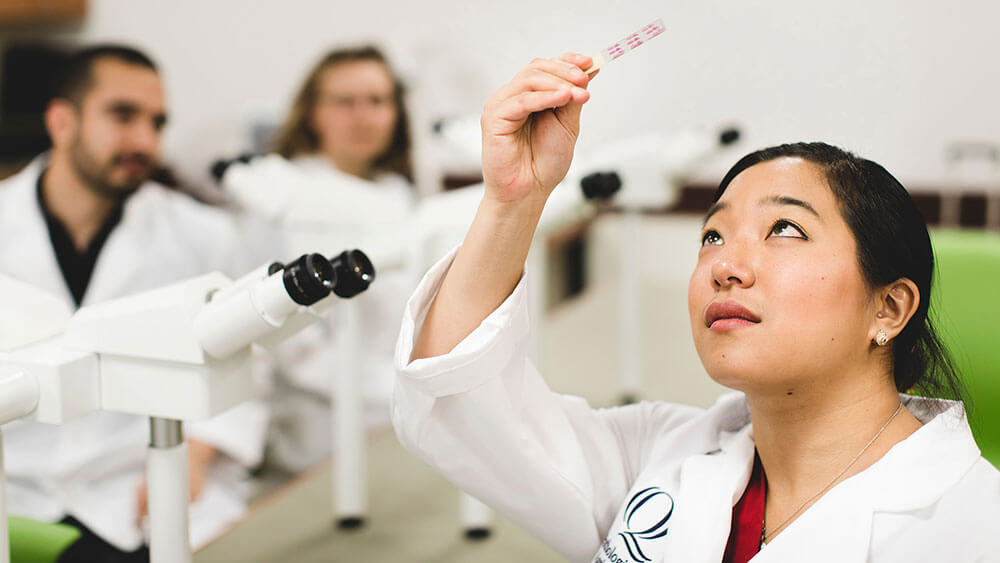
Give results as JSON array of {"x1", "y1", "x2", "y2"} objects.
[{"x1": 394, "y1": 246, "x2": 530, "y2": 398}]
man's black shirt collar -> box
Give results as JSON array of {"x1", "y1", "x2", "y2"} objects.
[{"x1": 36, "y1": 169, "x2": 125, "y2": 307}]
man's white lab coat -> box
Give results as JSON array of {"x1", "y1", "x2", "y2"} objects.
[
  {"x1": 392, "y1": 248, "x2": 1000, "y2": 562},
  {"x1": 0, "y1": 158, "x2": 269, "y2": 551}
]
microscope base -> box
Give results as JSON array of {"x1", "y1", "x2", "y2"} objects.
[
  {"x1": 335, "y1": 517, "x2": 366, "y2": 530},
  {"x1": 463, "y1": 528, "x2": 492, "y2": 541}
]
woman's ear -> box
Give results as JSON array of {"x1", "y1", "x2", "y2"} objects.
[{"x1": 870, "y1": 278, "x2": 920, "y2": 345}]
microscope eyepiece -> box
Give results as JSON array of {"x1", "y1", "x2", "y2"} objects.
[
  {"x1": 581, "y1": 171, "x2": 623, "y2": 201},
  {"x1": 195, "y1": 251, "x2": 373, "y2": 359},
  {"x1": 282, "y1": 253, "x2": 335, "y2": 306},
  {"x1": 210, "y1": 152, "x2": 257, "y2": 182},
  {"x1": 719, "y1": 127, "x2": 741, "y2": 146},
  {"x1": 279, "y1": 250, "x2": 374, "y2": 305},
  {"x1": 328, "y1": 250, "x2": 375, "y2": 298}
]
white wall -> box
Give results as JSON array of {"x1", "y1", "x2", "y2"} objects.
[{"x1": 6, "y1": 0, "x2": 1000, "y2": 191}]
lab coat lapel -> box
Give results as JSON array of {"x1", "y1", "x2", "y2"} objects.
[
  {"x1": 664, "y1": 424, "x2": 756, "y2": 562},
  {"x1": 81, "y1": 186, "x2": 156, "y2": 306},
  {"x1": 863, "y1": 396, "x2": 981, "y2": 513},
  {"x1": 751, "y1": 481, "x2": 873, "y2": 563},
  {"x1": 0, "y1": 162, "x2": 75, "y2": 306},
  {"x1": 752, "y1": 397, "x2": 979, "y2": 562}
]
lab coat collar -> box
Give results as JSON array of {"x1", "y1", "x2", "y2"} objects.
[
  {"x1": 81, "y1": 186, "x2": 157, "y2": 307},
  {"x1": 707, "y1": 394, "x2": 979, "y2": 513},
  {"x1": 658, "y1": 393, "x2": 756, "y2": 562},
  {"x1": 693, "y1": 396, "x2": 874, "y2": 561},
  {"x1": 756, "y1": 394, "x2": 978, "y2": 562},
  {"x1": 1, "y1": 154, "x2": 179, "y2": 309},
  {"x1": 0, "y1": 156, "x2": 75, "y2": 305},
  {"x1": 847, "y1": 395, "x2": 980, "y2": 512},
  {"x1": 663, "y1": 393, "x2": 980, "y2": 562},
  {"x1": 664, "y1": 422, "x2": 757, "y2": 562}
]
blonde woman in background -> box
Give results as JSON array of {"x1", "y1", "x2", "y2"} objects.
[
  {"x1": 263, "y1": 45, "x2": 418, "y2": 473},
  {"x1": 273, "y1": 45, "x2": 413, "y2": 186}
]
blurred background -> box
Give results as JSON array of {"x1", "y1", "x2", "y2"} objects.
[
  {"x1": 1, "y1": 1, "x2": 998, "y2": 561},
  {"x1": 3, "y1": 0, "x2": 1000, "y2": 198}
]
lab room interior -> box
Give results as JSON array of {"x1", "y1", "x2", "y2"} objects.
[{"x1": 0, "y1": 1, "x2": 997, "y2": 562}]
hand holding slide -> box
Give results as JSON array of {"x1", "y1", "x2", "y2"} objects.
[
  {"x1": 481, "y1": 53, "x2": 595, "y2": 207},
  {"x1": 412, "y1": 20, "x2": 665, "y2": 361}
]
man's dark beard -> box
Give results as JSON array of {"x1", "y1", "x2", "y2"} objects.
[{"x1": 69, "y1": 136, "x2": 152, "y2": 202}]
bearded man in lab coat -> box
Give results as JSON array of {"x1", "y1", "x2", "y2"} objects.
[{"x1": 0, "y1": 45, "x2": 266, "y2": 562}]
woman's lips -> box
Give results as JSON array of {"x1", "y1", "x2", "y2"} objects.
[
  {"x1": 705, "y1": 301, "x2": 761, "y2": 331},
  {"x1": 709, "y1": 318, "x2": 757, "y2": 330}
]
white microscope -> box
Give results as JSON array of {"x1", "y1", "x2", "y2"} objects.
[
  {"x1": 0, "y1": 249, "x2": 374, "y2": 563},
  {"x1": 215, "y1": 154, "x2": 410, "y2": 534},
  {"x1": 0, "y1": 275, "x2": 94, "y2": 563},
  {"x1": 216, "y1": 153, "x2": 543, "y2": 539}
]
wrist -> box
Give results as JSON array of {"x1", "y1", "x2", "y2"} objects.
[{"x1": 479, "y1": 186, "x2": 548, "y2": 222}]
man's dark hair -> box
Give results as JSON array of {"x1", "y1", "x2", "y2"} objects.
[{"x1": 53, "y1": 44, "x2": 158, "y2": 105}]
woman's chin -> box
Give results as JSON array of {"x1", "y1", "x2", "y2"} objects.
[
  {"x1": 702, "y1": 356, "x2": 784, "y2": 393},
  {"x1": 705, "y1": 372, "x2": 754, "y2": 393}
]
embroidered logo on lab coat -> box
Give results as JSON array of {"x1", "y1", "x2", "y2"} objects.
[{"x1": 612, "y1": 486, "x2": 674, "y2": 562}]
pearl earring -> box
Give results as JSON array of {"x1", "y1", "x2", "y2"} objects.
[{"x1": 875, "y1": 329, "x2": 890, "y2": 346}]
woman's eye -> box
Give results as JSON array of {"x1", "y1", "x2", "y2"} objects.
[
  {"x1": 768, "y1": 220, "x2": 807, "y2": 239},
  {"x1": 701, "y1": 230, "x2": 723, "y2": 246}
]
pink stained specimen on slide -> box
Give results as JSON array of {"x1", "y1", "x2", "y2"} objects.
[{"x1": 585, "y1": 18, "x2": 665, "y2": 74}]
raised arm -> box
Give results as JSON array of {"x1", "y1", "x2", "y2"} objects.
[{"x1": 412, "y1": 53, "x2": 595, "y2": 360}]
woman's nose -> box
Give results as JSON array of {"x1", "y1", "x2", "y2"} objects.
[{"x1": 710, "y1": 250, "x2": 755, "y2": 289}]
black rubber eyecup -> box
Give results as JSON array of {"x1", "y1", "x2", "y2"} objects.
[
  {"x1": 329, "y1": 250, "x2": 375, "y2": 298},
  {"x1": 282, "y1": 253, "x2": 335, "y2": 306}
]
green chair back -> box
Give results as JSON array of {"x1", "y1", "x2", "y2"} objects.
[
  {"x1": 8, "y1": 516, "x2": 81, "y2": 563},
  {"x1": 930, "y1": 229, "x2": 1000, "y2": 467}
]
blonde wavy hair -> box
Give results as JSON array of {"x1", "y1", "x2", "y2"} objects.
[{"x1": 272, "y1": 45, "x2": 413, "y2": 182}]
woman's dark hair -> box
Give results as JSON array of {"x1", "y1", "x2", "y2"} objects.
[
  {"x1": 714, "y1": 142, "x2": 966, "y2": 402},
  {"x1": 271, "y1": 45, "x2": 413, "y2": 183}
]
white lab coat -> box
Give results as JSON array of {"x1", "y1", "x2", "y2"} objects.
[
  {"x1": 392, "y1": 248, "x2": 1000, "y2": 563},
  {"x1": 0, "y1": 157, "x2": 269, "y2": 551},
  {"x1": 241, "y1": 155, "x2": 416, "y2": 472}
]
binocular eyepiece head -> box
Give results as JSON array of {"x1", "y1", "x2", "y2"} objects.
[
  {"x1": 580, "y1": 171, "x2": 623, "y2": 201},
  {"x1": 280, "y1": 250, "x2": 375, "y2": 306}
]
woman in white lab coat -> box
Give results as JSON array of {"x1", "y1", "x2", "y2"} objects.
[
  {"x1": 0, "y1": 156, "x2": 269, "y2": 555},
  {"x1": 262, "y1": 45, "x2": 417, "y2": 471},
  {"x1": 391, "y1": 54, "x2": 1000, "y2": 562}
]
